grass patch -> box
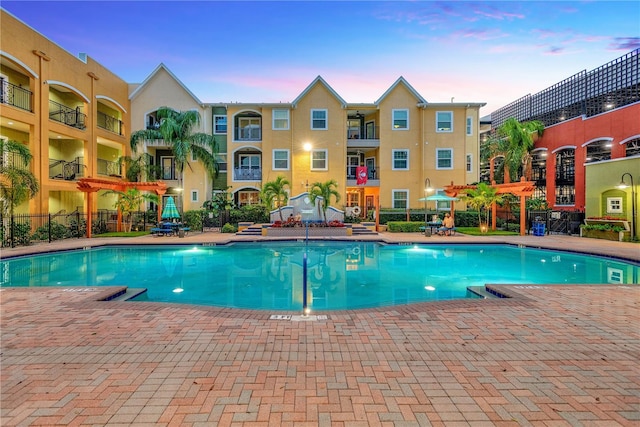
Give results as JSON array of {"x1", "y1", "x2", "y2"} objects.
[
  {"x1": 456, "y1": 227, "x2": 519, "y2": 236},
  {"x1": 94, "y1": 231, "x2": 150, "y2": 238}
]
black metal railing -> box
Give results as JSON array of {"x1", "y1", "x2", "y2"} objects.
[
  {"x1": 347, "y1": 125, "x2": 380, "y2": 140},
  {"x1": 49, "y1": 99, "x2": 86, "y2": 130},
  {"x1": 0, "y1": 210, "x2": 166, "y2": 248},
  {"x1": 1, "y1": 81, "x2": 32, "y2": 111},
  {"x1": 97, "y1": 158, "x2": 122, "y2": 177},
  {"x1": 1, "y1": 151, "x2": 29, "y2": 170},
  {"x1": 234, "y1": 127, "x2": 261, "y2": 141},
  {"x1": 97, "y1": 111, "x2": 123, "y2": 135},
  {"x1": 49, "y1": 157, "x2": 85, "y2": 180}
]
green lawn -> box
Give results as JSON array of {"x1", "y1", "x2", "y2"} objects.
[{"x1": 455, "y1": 227, "x2": 519, "y2": 236}]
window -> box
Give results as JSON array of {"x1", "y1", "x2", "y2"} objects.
[
  {"x1": 392, "y1": 149, "x2": 409, "y2": 170},
  {"x1": 435, "y1": 189, "x2": 451, "y2": 211},
  {"x1": 273, "y1": 149, "x2": 289, "y2": 170},
  {"x1": 436, "y1": 148, "x2": 453, "y2": 169},
  {"x1": 311, "y1": 109, "x2": 327, "y2": 130},
  {"x1": 466, "y1": 154, "x2": 472, "y2": 172},
  {"x1": 392, "y1": 109, "x2": 408, "y2": 130},
  {"x1": 436, "y1": 111, "x2": 453, "y2": 132},
  {"x1": 466, "y1": 116, "x2": 473, "y2": 135},
  {"x1": 607, "y1": 197, "x2": 622, "y2": 214},
  {"x1": 272, "y1": 109, "x2": 289, "y2": 130},
  {"x1": 161, "y1": 156, "x2": 176, "y2": 180},
  {"x1": 214, "y1": 115, "x2": 227, "y2": 134},
  {"x1": 311, "y1": 149, "x2": 328, "y2": 170},
  {"x1": 191, "y1": 190, "x2": 199, "y2": 203},
  {"x1": 392, "y1": 190, "x2": 408, "y2": 209},
  {"x1": 238, "y1": 117, "x2": 261, "y2": 140}
]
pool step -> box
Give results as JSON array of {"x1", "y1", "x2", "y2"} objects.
[
  {"x1": 107, "y1": 288, "x2": 147, "y2": 301},
  {"x1": 467, "y1": 286, "x2": 498, "y2": 299}
]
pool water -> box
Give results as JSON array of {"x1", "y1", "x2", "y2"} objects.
[{"x1": 1, "y1": 242, "x2": 637, "y2": 311}]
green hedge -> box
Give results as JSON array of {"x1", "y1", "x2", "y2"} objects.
[{"x1": 387, "y1": 221, "x2": 425, "y2": 232}]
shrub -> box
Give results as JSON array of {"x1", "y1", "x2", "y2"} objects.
[
  {"x1": 31, "y1": 221, "x2": 69, "y2": 241},
  {"x1": 183, "y1": 210, "x2": 203, "y2": 231},
  {"x1": 387, "y1": 221, "x2": 424, "y2": 232},
  {"x1": 221, "y1": 223, "x2": 237, "y2": 233},
  {"x1": 230, "y1": 204, "x2": 269, "y2": 224}
]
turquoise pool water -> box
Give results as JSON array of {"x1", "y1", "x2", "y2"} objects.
[{"x1": 1, "y1": 242, "x2": 637, "y2": 311}]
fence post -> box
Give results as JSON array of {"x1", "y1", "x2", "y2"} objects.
[
  {"x1": 10, "y1": 214, "x2": 15, "y2": 248},
  {"x1": 48, "y1": 213, "x2": 52, "y2": 243}
]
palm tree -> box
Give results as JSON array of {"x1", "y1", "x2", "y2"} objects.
[
  {"x1": 0, "y1": 139, "x2": 39, "y2": 218},
  {"x1": 484, "y1": 118, "x2": 544, "y2": 183},
  {"x1": 261, "y1": 176, "x2": 290, "y2": 222},
  {"x1": 309, "y1": 179, "x2": 341, "y2": 224},
  {"x1": 129, "y1": 107, "x2": 219, "y2": 195},
  {"x1": 102, "y1": 188, "x2": 158, "y2": 232},
  {"x1": 118, "y1": 153, "x2": 161, "y2": 182},
  {"x1": 461, "y1": 182, "x2": 503, "y2": 233}
]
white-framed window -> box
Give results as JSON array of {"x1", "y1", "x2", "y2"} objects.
[
  {"x1": 607, "y1": 197, "x2": 623, "y2": 214},
  {"x1": 214, "y1": 115, "x2": 227, "y2": 134},
  {"x1": 392, "y1": 149, "x2": 409, "y2": 170},
  {"x1": 190, "y1": 151, "x2": 197, "y2": 162},
  {"x1": 466, "y1": 154, "x2": 472, "y2": 172},
  {"x1": 392, "y1": 190, "x2": 409, "y2": 209},
  {"x1": 191, "y1": 190, "x2": 199, "y2": 203},
  {"x1": 311, "y1": 109, "x2": 327, "y2": 130},
  {"x1": 392, "y1": 109, "x2": 409, "y2": 130},
  {"x1": 436, "y1": 148, "x2": 453, "y2": 169},
  {"x1": 435, "y1": 189, "x2": 452, "y2": 211},
  {"x1": 466, "y1": 116, "x2": 473, "y2": 135},
  {"x1": 311, "y1": 149, "x2": 328, "y2": 170},
  {"x1": 436, "y1": 111, "x2": 453, "y2": 132},
  {"x1": 272, "y1": 149, "x2": 289, "y2": 170},
  {"x1": 272, "y1": 109, "x2": 289, "y2": 130}
]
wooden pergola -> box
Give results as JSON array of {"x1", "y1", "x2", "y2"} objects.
[
  {"x1": 76, "y1": 178, "x2": 168, "y2": 238},
  {"x1": 443, "y1": 177, "x2": 536, "y2": 236}
]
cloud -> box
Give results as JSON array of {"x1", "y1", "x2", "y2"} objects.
[{"x1": 609, "y1": 37, "x2": 640, "y2": 51}]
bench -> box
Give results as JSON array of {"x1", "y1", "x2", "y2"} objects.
[{"x1": 151, "y1": 227, "x2": 174, "y2": 236}]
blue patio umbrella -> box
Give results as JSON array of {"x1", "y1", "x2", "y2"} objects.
[
  {"x1": 417, "y1": 194, "x2": 459, "y2": 213},
  {"x1": 161, "y1": 196, "x2": 180, "y2": 220}
]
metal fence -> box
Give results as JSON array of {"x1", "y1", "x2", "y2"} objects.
[{"x1": 1, "y1": 211, "x2": 153, "y2": 248}]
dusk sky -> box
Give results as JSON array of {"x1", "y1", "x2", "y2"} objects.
[{"x1": 3, "y1": 1, "x2": 639, "y2": 115}]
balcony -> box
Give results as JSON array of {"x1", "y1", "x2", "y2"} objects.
[
  {"x1": 1, "y1": 151, "x2": 28, "y2": 169},
  {"x1": 233, "y1": 167, "x2": 262, "y2": 181},
  {"x1": 49, "y1": 100, "x2": 86, "y2": 130},
  {"x1": 346, "y1": 125, "x2": 380, "y2": 148},
  {"x1": 234, "y1": 126, "x2": 261, "y2": 142},
  {"x1": 49, "y1": 157, "x2": 85, "y2": 181},
  {"x1": 97, "y1": 158, "x2": 122, "y2": 177},
  {"x1": 97, "y1": 111, "x2": 124, "y2": 135},
  {"x1": 0, "y1": 81, "x2": 32, "y2": 112},
  {"x1": 346, "y1": 167, "x2": 379, "y2": 187}
]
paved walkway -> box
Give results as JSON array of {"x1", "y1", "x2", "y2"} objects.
[{"x1": 1, "y1": 231, "x2": 639, "y2": 426}]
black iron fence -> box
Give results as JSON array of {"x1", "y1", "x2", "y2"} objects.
[
  {"x1": 527, "y1": 210, "x2": 584, "y2": 235},
  {"x1": 1, "y1": 81, "x2": 32, "y2": 111},
  {"x1": 0, "y1": 211, "x2": 156, "y2": 248}
]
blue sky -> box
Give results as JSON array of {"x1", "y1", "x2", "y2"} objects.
[{"x1": 3, "y1": 1, "x2": 639, "y2": 114}]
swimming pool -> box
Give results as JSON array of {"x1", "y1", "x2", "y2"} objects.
[{"x1": 2, "y1": 242, "x2": 637, "y2": 310}]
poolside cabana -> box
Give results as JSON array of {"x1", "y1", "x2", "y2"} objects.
[{"x1": 77, "y1": 178, "x2": 168, "y2": 238}]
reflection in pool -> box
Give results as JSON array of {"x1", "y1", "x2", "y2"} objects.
[{"x1": 2, "y1": 242, "x2": 638, "y2": 311}]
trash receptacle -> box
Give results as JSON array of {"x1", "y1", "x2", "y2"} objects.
[
  {"x1": 532, "y1": 222, "x2": 545, "y2": 236},
  {"x1": 178, "y1": 229, "x2": 185, "y2": 238}
]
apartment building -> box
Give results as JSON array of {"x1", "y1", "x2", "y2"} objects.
[
  {"x1": 1, "y1": 9, "x2": 131, "y2": 216},
  {"x1": 131, "y1": 72, "x2": 484, "y2": 216}
]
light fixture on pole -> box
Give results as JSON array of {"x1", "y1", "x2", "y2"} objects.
[
  {"x1": 617, "y1": 173, "x2": 636, "y2": 241},
  {"x1": 424, "y1": 178, "x2": 434, "y2": 236}
]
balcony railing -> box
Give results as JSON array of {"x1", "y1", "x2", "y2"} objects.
[
  {"x1": 49, "y1": 157, "x2": 85, "y2": 181},
  {"x1": 1, "y1": 81, "x2": 32, "y2": 112},
  {"x1": 1, "y1": 151, "x2": 29, "y2": 170},
  {"x1": 234, "y1": 127, "x2": 261, "y2": 141},
  {"x1": 347, "y1": 125, "x2": 380, "y2": 141},
  {"x1": 233, "y1": 167, "x2": 262, "y2": 180},
  {"x1": 97, "y1": 158, "x2": 122, "y2": 177},
  {"x1": 97, "y1": 111, "x2": 123, "y2": 135},
  {"x1": 49, "y1": 100, "x2": 86, "y2": 130}
]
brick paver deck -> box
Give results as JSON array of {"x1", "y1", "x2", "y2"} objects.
[{"x1": 1, "y1": 232, "x2": 639, "y2": 426}]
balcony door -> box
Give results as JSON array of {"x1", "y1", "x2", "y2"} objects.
[{"x1": 347, "y1": 155, "x2": 360, "y2": 179}]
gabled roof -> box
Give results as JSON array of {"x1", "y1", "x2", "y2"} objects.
[
  {"x1": 375, "y1": 76, "x2": 426, "y2": 105},
  {"x1": 291, "y1": 76, "x2": 347, "y2": 108},
  {"x1": 129, "y1": 63, "x2": 202, "y2": 104}
]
